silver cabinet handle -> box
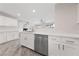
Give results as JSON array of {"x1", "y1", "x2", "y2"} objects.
[
  {"x1": 62, "y1": 45, "x2": 64, "y2": 50},
  {"x1": 66, "y1": 40, "x2": 74, "y2": 44},
  {"x1": 38, "y1": 37, "x2": 42, "y2": 39},
  {"x1": 58, "y1": 44, "x2": 64, "y2": 50},
  {"x1": 58, "y1": 44, "x2": 60, "y2": 50}
]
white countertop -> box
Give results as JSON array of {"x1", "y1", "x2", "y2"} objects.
[
  {"x1": 35, "y1": 32, "x2": 79, "y2": 38},
  {"x1": 21, "y1": 31, "x2": 79, "y2": 38}
]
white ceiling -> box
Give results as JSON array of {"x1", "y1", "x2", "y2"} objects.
[{"x1": 0, "y1": 3, "x2": 55, "y2": 22}]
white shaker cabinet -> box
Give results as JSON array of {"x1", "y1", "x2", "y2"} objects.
[
  {"x1": 0, "y1": 32, "x2": 7, "y2": 44},
  {"x1": 61, "y1": 37, "x2": 79, "y2": 56},
  {"x1": 20, "y1": 32, "x2": 34, "y2": 50},
  {"x1": 61, "y1": 44, "x2": 77, "y2": 56},
  {"x1": 48, "y1": 36, "x2": 62, "y2": 56},
  {"x1": 48, "y1": 35, "x2": 79, "y2": 56},
  {"x1": 20, "y1": 32, "x2": 79, "y2": 56},
  {"x1": 7, "y1": 32, "x2": 19, "y2": 41},
  {"x1": 48, "y1": 40, "x2": 60, "y2": 56}
]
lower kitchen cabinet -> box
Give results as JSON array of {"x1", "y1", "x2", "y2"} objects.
[
  {"x1": 60, "y1": 37, "x2": 79, "y2": 56},
  {"x1": 61, "y1": 44, "x2": 76, "y2": 56},
  {"x1": 20, "y1": 32, "x2": 79, "y2": 56},
  {"x1": 48, "y1": 35, "x2": 79, "y2": 56},
  {"x1": 20, "y1": 32, "x2": 34, "y2": 50},
  {"x1": 0, "y1": 32, "x2": 7, "y2": 44},
  {"x1": 60, "y1": 44, "x2": 79, "y2": 56},
  {"x1": 49, "y1": 42, "x2": 60, "y2": 56},
  {"x1": 7, "y1": 32, "x2": 19, "y2": 41},
  {"x1": 48, "y1": 36, "x2": 61, "y2": 56},
  {"x1": 0, "y1": 31, "x2": 19, "y2": 44},
  {"x1": 20, "y1": 32, "x2": 48, "y2": 55}
]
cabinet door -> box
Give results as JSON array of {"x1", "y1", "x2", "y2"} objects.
[
  {"x1": 0, "y1": 32, "x2": 7, "y2": 44},
  {"x1": 7, "y1": 32, "x2": 19, "y2": 41},
  {"x1": 12, "y1": 32, "x2": 19, "y2": 40},
  {"x1": 49, "y1": 39, "x2": 60, "y2": 56},
  {"x1": 20, "y1": 32, "x2": 34, "y2": 50},
  {"x1": 7, "y1": 32, "x2": 13, "y2": 41},
  {"x1": 61, "y1": 37, "x2": 79, "y2": 56},
  {"x1": 62, "y1": 45, "x2": 75, "y2": 56},
  {"x1": 61, "y1": 44, "x2": 79, "y2": 56}
]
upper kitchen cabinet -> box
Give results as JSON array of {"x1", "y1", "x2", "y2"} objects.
[{"x1": 0, "y1": 12, "x2": 18, "y2": 26}]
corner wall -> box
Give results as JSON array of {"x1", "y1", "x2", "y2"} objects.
[{"x1": 55, "y1": 3, "x2": 79, "y2": 34}]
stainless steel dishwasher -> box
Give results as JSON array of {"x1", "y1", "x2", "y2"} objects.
[{"x1": 34, "y1": 34, "x2": 48, "y2": 56}]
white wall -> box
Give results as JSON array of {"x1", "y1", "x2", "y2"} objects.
[
  {"x1": 55, "y1": 3, "x2": 79, "y2": 34},
  {"x1": 0, "y1": 3, "x2": 55, "y2": 24},
  {"x1": 18, "y1": 20, "x2": 26, "y2": 32},
  {"x1": 0, "y1": 16, "x2": 17, "y2": 26},
  {"x1": 0, "y1": 15, "x2": 18, "y2": 31}
]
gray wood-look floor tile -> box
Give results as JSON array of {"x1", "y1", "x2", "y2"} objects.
[{"x1": 0, "y1": 40, "x2": 42, "y2": 56}]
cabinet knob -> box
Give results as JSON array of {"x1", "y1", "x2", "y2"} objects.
[
  {"x1": 62, "y1": 45, "x2": 64, "y2": 50},
  {"x1": 58, "y1": 44, "x2": 60, "y2": 50}
]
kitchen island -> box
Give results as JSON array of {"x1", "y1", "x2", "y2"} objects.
[{"x1": 20, "y1": 31, "x2": 79, "y2": 56}]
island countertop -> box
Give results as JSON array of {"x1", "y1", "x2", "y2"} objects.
[{"x1": 20, "y1": 31, "x2": 79, "y2": 39}]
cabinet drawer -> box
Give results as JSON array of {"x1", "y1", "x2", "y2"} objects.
[
  {"x1": 62, "y1": 38, "x2": 79, "y2": 45},
  {"x1": 48, "y1": 36, "x2": 61, "y2": 42},
  {"x1": 0, "y1": 32, "x2": 7, "y2": 44},
  {"x1": 7, "y1": 32, "x2": 19, "y2": 41},
  {"x1": 21, "y1": 33, "x2": 34, "y2": 38}
]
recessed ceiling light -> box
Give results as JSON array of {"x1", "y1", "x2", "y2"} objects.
[
  {"x1": 32, "y1": 9, "x2": 36, "y2": 13},
  {"x1": 17, "y1": 13, "x2": 21, "y2": 17}
]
